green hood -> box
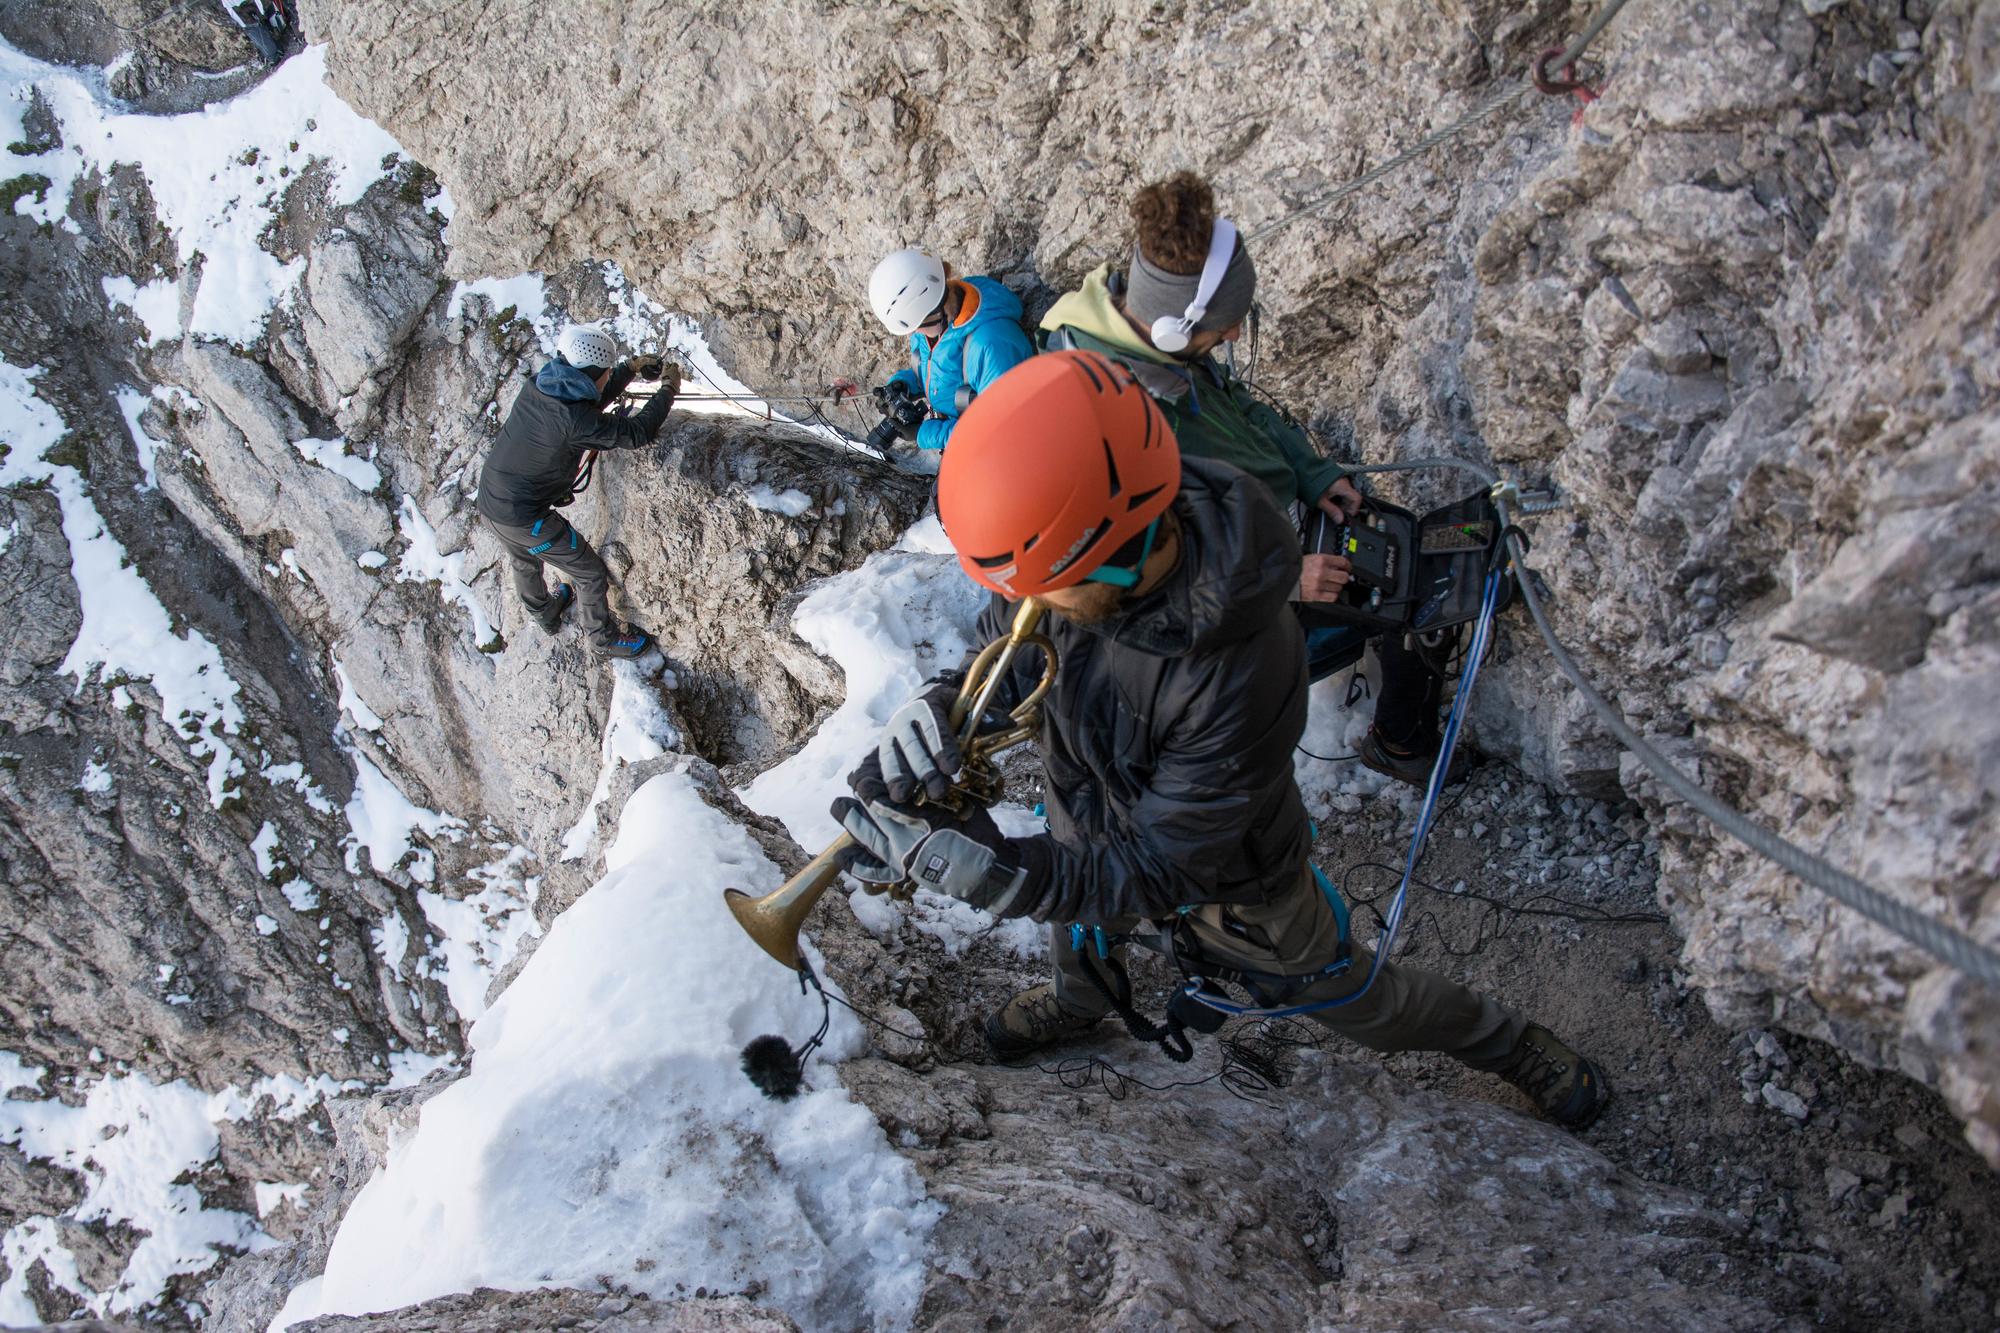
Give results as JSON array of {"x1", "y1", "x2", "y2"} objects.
[
  {"x1": 1042, "y1": 266, "x2": 1346, "y2": 510},
  {"x1": 1039, "y1": 265, "x2": 1167, "y2": 364}
]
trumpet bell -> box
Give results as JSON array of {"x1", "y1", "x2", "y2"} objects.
[
  {"x1": 723, "y1": 833, "x2": 855, "y2": 972},
  {"x1": 725, "y1": 886, "x2": 804, "y2": 971}
]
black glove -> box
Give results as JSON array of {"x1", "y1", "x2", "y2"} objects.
[
  {"x1": 630, "y1": 354, "x2": 673, "y2": 383},
  {"x1": 829, "y1": 794, "x2": 1029, "y2": 912}
]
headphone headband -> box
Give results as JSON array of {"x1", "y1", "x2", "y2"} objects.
[{"x1": 1151, "y1": 218, "x2": 1239, "y2": 353}]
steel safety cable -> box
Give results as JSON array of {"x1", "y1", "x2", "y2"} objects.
[
  {"x1": 1246, "y1": 0, "x2": 1638, "y2": 246},
  {"x1": 1334, "y1": 454, "x2": 1999, "y2": 986}
]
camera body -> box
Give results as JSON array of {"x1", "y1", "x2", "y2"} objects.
[
  {"x1": 865, "y1": 379, "x2": 930, "y2": 452},
  {"x1": 1298, "y1": 490, "x2": 1508, "y2": 636}
]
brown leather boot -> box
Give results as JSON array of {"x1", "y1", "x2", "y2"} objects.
[
  {"x1": 1497, "y1": 1023, "x2": 1611, "y2": 1128},
  {"x1": 983, "y1": 984, "x2": 1102, "y2": 1061}
]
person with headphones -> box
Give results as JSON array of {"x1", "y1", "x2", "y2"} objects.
[
  {"x1": 1041, "y1": 173, "x2": 1463, "y2": 788},
  {"x1": 477, "y1": 323, "x2": 678, "y2": 660},
  {"x1": 862, "y1": 249, "x2": 1036, "y2": 452},
  {"x1": 830, "y1": 352, "x2": 1608, "y2": 1129}
]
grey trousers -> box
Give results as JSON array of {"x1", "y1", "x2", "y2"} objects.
[
  {"x1": 1051, "y1": 868, "x2": 1527, "y2": 1072},
  {"x1": 484, "y1": 511, "x2": 615, "y2": 643}
]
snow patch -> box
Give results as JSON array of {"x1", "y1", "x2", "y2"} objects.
[
  {"x1": 341, "y1": 740, "x2": 463, "y2": 882},
  {"x1": 396, "y1": 496, "x2": 498, "y2": 650},
  {"x1": 251, "y1": 820, "x2": 282, "y2": 876},
  {"x1": 417, "y1": 844, "x2": 540, "y2": 1025},
  {"x1": 1293, "y1": 669, "x2": 1399, "y2": 820},
  {"x1": 254, "y1": 1182, "x2": 308, "y2": 1219},
  {"x1": 278, "y1": 766, "x2": 939, "y2": 1332},
  {"x1": 292, "y1": 436, "x2": 382, "y2": 493},
  {"x1": 78, "y1": 760, "x2": 114, "y2": 794},
  {"x1": 2, "y1": 43, "x2": 402, "y2": 342},
  {"x1": 738, "y1": 538, "x2": 987, "y2": 849},
  {"x1": 100, "y1": 274, "x2": 181, "y2": 344},
  {"x1": 745, "y1": 483, "x2": 814, "y2": 517},
  {"x1": 0, "y1": 1052, "x2": 271, "y2": 1321},
  {"x1": 559, "y1": 658, "x2": 680, "y2": 861},
  {"x1": 114, "y1": 385, "x2": 170, "y2": 490},
  {"x1": 262, "y1": 759, "x2": 336, "y2": 815},
  {"x1": 445, "y1": 273, "x2": 556, "y2": 352},
  {"x1": 0, "y1": 361, "x2": 245, "y2": 806},
  {"x1": 330, "y1": 654, "x2": 384, "y2": 731}
]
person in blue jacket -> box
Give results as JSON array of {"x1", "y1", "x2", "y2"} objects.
[{"x1": 865, "y1": 248, "x2": 1035, "y2": 451}]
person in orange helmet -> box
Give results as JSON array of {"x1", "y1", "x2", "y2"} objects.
[{"x1": 829, "y1": 350, "x2": 1609, "y2": 1130}]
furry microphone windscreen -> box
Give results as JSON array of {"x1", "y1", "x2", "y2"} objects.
[{"x1": 741, "y1": 1035, "x2": 805, "y2": 1100}]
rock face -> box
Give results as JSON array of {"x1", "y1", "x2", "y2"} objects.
[
  {"x1": 313, "y1": 0, "x2": 2000, "y2": 1163},
  {"x1": 862, "y1": 1052, "x2": 1805, "y2": 1332},
  {"x1": 5, "y1": 0, "x2": 2000, "y2": 1330},
  {"x1": 288, "y1": 1289, "x2": 797, "y2": 1332},
  {"x1": 0, "y1": 16, "x2": 925, "y2": 1317}
]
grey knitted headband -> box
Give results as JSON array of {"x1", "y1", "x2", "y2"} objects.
[{"x1": 1126, "y1": 229, "x2": 1258, "y2": 338}]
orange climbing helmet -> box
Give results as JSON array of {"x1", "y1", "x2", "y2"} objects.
[{"x1": 937, "y1": 349, "x2": 1181, "y2": 597}]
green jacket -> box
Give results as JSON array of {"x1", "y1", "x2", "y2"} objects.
[{"x1": 1040, "y1": 265, "x2": 1344, "y2": 509}]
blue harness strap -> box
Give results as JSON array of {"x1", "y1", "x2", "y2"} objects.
[{"x1": 1313, "y1": 864, "x2": 1351, "y2": 945}]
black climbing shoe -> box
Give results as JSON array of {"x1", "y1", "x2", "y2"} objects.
[
  {"x1": 1356, "y1": 727, "x2": 1470, "y2": 789},
  {"x1": 1497, "y1": 1023, "x2": 1610, "y2": 1129},
  {"x1": 533, "y1": 583, "x2": 574, "y2": 634},
  {"x1": 594, "y1": 625, "x2": 652, "y2": 660},
  {"x1": 984, "y1": 984, "x2": 1103, "y2": 1061}
]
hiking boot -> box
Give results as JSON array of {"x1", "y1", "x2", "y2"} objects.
[
  {"x1": 1357, "y1": 727, "x2": 1470, "y2": 789},
  {"x1": 983, "y1": 984, "x2": 1103, "y2": 1061},
  {"x1": 533, "y1": 583, "x2": 574, "y2": 634},
  {"x1": 593, "y1": 625, "x2": 652, "y2": 660},
  {"x1": 1496, "y1": 1023, "x2": 1610, "y2": 1129}
]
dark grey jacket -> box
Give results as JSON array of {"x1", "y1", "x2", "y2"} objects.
[
  {"x1": 978, "y1": 455, "x2": 1311, "y2": 924},
  {"x1": 476, "y1": 361, "x2": 674, "y2": 525}
]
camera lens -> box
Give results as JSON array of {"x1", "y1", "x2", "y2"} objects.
[{"x1": 865, "y1": 419, "x2": 901, "y2": 453}]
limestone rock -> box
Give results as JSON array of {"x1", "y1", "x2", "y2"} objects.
[
  {"x1": 314, "y1": 0, "x2": 2000, "y2": 1163},
  {"x1": 286, "y1": 1288, "x2": 796, "y2": 1332}
]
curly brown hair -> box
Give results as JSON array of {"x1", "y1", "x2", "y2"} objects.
[{"x1": 1130, "y1": 172, "x2": 1217, "y2": 275}]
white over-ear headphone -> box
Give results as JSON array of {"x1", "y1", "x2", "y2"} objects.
[{"x1": 1149, "y1": 218, "x2": 1239, "y2": 354}]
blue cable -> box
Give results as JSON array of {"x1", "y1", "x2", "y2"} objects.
[{"x1": 1182, "y1": 567, "x2": 1506, "y2": 1019}]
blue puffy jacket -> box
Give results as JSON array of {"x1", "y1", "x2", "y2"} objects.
[{"x1": 887, "y1": 276, "x2": 1035, "y2": 451}]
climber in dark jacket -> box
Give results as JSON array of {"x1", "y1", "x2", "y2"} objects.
[
  {"x1": 830, "y1": 351, "x2": 1608, "y2": 1129},
  {"x1": 1042, "y1": 172, "x2": 1462, "y2": 788},
  {"x1": 476, "y1": 323, "x2": 678, "y2": 659}
]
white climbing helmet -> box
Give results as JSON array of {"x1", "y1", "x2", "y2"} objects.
[
  {"x1": 557, "y1": 322, "x2": 618, "y2": 371},
  {"x1": 868, "y1": 249, "x2": 948, "y2": 336}
]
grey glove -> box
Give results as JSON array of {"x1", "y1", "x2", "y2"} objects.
[
  {"x1": 829, "y1": 795, "x2": 1030, "y2": 914},
  {"x1": 877, "y1": 680, "x2": 963, "y2": 803}
]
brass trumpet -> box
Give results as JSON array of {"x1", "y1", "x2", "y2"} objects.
[{"x1": 724, "y1": 597, "x2": 1059, "y2": 970}]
